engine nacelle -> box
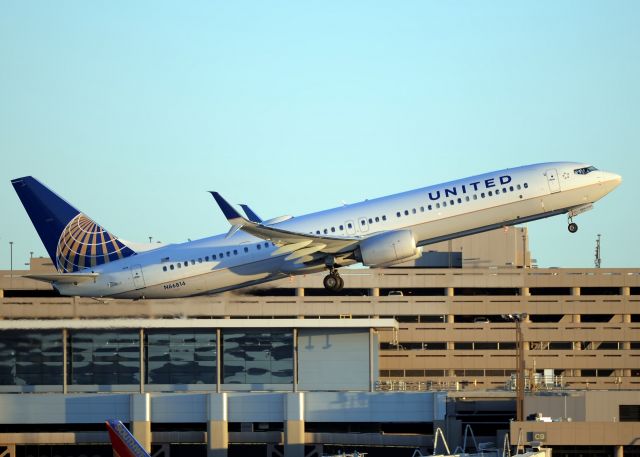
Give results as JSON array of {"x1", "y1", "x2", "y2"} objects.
[{"x1": 357, "y1": 230, "x2": 421, "y2": 267}]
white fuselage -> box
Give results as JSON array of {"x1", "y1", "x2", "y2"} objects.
[{"x1": 55, "y1": 162, "x2": 621, "y2": 298}]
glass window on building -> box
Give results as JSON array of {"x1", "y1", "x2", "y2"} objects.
[
  {"x1": 0, "y1": 331, "x2": 63, "y2": 386},
  {"x1": 222, "y1": 330, "x2": 293, "y2": 384},
  {"x1": 145, "y1": 330, "x2": 216, "y2": 385},
  {"x1": 69, "y1": 331, "x2": 140, "y2": 385}
]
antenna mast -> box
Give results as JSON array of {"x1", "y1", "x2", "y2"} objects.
[{"x1": 594, "y1": 234, "x2": 601, "y2": 268}]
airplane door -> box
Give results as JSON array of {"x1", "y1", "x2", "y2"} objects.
[
  {"x1": 358, "y1": 217, "x2": 369, "y2": 233},
  {"x1": 545, "y1": 168, "x2": 561, "y2": 193},
  {"x1": 131, "y1": 265, "x2": 146, "y2": 289}
]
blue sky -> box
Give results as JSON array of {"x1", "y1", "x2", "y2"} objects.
[{"x1": 1, "y1": 1, "x2": 639, "y2": 270}]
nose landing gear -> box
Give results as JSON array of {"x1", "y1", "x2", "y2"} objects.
[{"x1": 567, "y1": 214, "x2": 578, "y2": 233}]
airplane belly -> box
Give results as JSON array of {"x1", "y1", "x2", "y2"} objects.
[{"x1": 111, "y1": 256, "x2": 288, "y2": 299}]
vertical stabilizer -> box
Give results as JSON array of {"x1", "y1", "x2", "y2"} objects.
[
  {"x1": 12, "y1": 176, "x2": 135, "y2": 272},
  {"x1": 105, "y1": 420, "x2": 151, "y2": 457}
]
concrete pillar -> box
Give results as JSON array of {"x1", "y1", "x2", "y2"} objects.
[
  {"x1": 571, "y1": 287, "x2": 581, "y2": 296},
  {"x1": 285, "y1": 392, "x2": 305, "y2": 457},
  {"x1": 295, "y1": 287, "x2": 304, "y2": 297},
  {"x1": 445, "y1": 287, "x2": 454, "y2": 297},
  {"x1": 130, "y1": 393, "x2": 151, "y2": 453},
  {"x1": 369, "y1": 287, "x2": 380, "y2": 297},
  {"x1": 615, "y1": 445, "x2": 624, "y2": 457},
  {"x1": 520, "y1": 287, "x2": 531, "y2": 297},
  {"x1": 0, "y1": 289, "x2": 4, "y2": 298},
  {"x1": 207, "y1": 393, "x2": 229, "y2": 457},
  {"x1": 573, "y1": 314, "x2": 581, "y2": 323},
  {"x1": 621, "y1": 286, "x2": 630, "y2": 296}
]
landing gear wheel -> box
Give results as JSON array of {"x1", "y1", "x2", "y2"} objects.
[
  {"x1": 323, "y1": 270, "x2": 344, "y2": 292},
  {"x1": 323, "y1": 274, "x2": 339, "y2": 290},
  {"x1": 568, "y1": 222, "x2": 578, "y2": 233}
]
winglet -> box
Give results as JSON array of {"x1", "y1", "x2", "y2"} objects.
[
  {"x1": 210, "y1": 192, "x2": 245, "y2": 224},
  {"x1": 239, "y1": 204, "x2": 263, "y2": 223}
]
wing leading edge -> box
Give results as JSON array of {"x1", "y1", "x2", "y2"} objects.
[{"x1": 209, "y1": 192, "x2": 360, "y2": 255}]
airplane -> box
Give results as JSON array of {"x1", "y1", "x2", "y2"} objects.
[
  {"x1": 105, "y1": 419, "x2": 150, "y2": 457},
  {"x1": 12, "y1": 162, "x2": 621, "y2": 299}
]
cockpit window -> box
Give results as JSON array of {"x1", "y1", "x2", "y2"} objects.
[{"x1": 574, "y1": 166, "x2": 598, "y2": 175}]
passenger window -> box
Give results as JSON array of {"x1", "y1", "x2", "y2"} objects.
[
  {"x1": 226, "y1": 251, "x2": 230, "y2": 257},
  {"x1": 170, "y1": 264, "x2": 174, "y2": 270},
  {"x1": 339, "y1": 225, "x2": 344, "y2": 230},
  {"x1": 368, "y1": 218, "x2": 373, "y2": 224},
  {"x1": 404, "y1": 210, "x2": 409, "y2": 216},
  {"x1": 184, "y1": 261, "x2": 188, "y2": 267},
  {"x1": 450, "y1": 200, "x2": 454, "y2": 205},
  {"x1": 382, "y1": 215, "x2": 387, "y2": 221},
  {"x1": 488, "y1": 191, "x2": 493, "y2": 196},
  {"x1": 510, "y1": 186, "x2": 514, "y2": 192},
  {"x1": 348, "y1": 223, "x2": 353, "y2": 228},
  {"x1": 198, "y1": 258, "x2": 202, "y2": 263},
  {"x1": 465, "y1": 196, "x2": 470, "y2": 202},
  {"x1": 473, "y1": 195, "x2": 477, "y2": 200},
  {"x1": 375, "y1": 216, "x2": 380, "y2": 222},
  {"x1": 191, "y1": 260, "x2": 196, "y2": 265},
  {"x1": 457, "y1": 198, "x2": 462, "y2": 203},
  {"x1": 436, "y1": 203, "x2": 441, "y2": 209},
  {"x1": 412, "y1": 209, "x2": 416, "y2": 214},
  {"x1": 264, "y1": 242, "x2": 269, "y2": 248},
  {"x1": 502, "y1": 188, "x2": 507, "y2": 193},
  {"x1": 331, "y1": 227, "x2": 336, "y2": 232},
  {"x1": 233, "y1": 249, "x2": 238, "y2": 255},
  {"x1": 205, "y1": 256, "x2": 209, "y2": 261},
  {"x1": 495, "y1": 189, "x2": 500, "y2": 195},
  {"x1": 524, "y1": 183, "x2": 529, "y2": 188},
  {"x1": 517, "y1": 184, "x2": 522, "y2": 190},
  {"x1": 213, "y1": 254, "x2": 217, "y2": 260},
  {"x1": 163, "y1": 266, "x2": 167, "y2": 272},
  {"x1": 428, "y1": 205, "x2": 432, "y2": 210},
  {"x1": 396, "y1": 212, "x2": 401, "y2": 217},
  {"x1": 481, "y1": 193, "x2": 485, "y2": 198},
  {"x1": 257, "y1": 244, "x2": 261, "y2": 250},
  {"x1": 244, "y1": 247, "x2": 249, "y2": 253},
  {"x1": 442, "y1": 202, "x2": 447, "y2": 207},
  {"x1": 220, "y1": 252, "x2": 224, "y2": 257},
  {"x1": 316, "y1": 230, "x2": 320, "y2": 235},
  {"x1": 177, "y1": 263, "x2": 182, "y2": 269},
  {"x1": 361, "y1": 220, "x2": 366, "y2": 225},
  {"x1": 420, "y1": 207, "x2": 424, "y2": 212},
  {"x1": 324, "y1": 228, "x2": 328, "y2": 234}
]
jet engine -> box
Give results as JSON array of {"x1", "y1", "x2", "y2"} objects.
[{"x1": 356, "y1": 230, "x2": 422, "y2": 267}]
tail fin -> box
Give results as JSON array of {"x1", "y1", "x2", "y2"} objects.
[
  {"x1": 11, "y1": 176, "x2": 136, "y2": 273},
  {"x1": 105, "y1": 419, "x2": 151, "y2": 457}
]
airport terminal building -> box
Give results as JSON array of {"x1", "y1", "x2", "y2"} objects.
[{"x1": 0, "y1": 228, "x2": 639, "y2": 457}]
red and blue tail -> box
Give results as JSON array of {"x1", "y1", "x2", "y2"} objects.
[
  {"x1": 12, "y1": 176, "x2": 135, "y2": 273},
  {"x1": 105, "y1": 419, "x2": 150, "y2": 457}
]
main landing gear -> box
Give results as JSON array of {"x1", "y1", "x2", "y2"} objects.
[
  {"x1": 323, "y1": 267, "x2": 344, "y2": 292},
  {"x1": 568, "y1": 215, "x2": 578, "y2": 233}
]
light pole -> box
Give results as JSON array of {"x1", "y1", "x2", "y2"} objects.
[
  {"x1": 9, "y1": 241, "x2": 14, "y2": 288},
  {"x1": 503, "y1": 313, "x2": 527, "y2": 421}
]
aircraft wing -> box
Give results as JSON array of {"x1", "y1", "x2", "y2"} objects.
[
  {"x1": 210, "y1": 192, "x2": 360, "y2": 255},
  {"x1": 24, "y1": 273, "x2": 99, "y2": 284}
]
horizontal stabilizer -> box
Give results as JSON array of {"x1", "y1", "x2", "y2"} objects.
[{"x1": 24, "y1": 273, "x2": 99, "y2": 284}]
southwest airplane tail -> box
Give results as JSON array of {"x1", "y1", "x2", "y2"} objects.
[
  {"x1": 105, "y1": 419, "x2": 150, "y2": 457},
  {"x1": 11, "y1": 176, "x2": 136, "y2": 273}
]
